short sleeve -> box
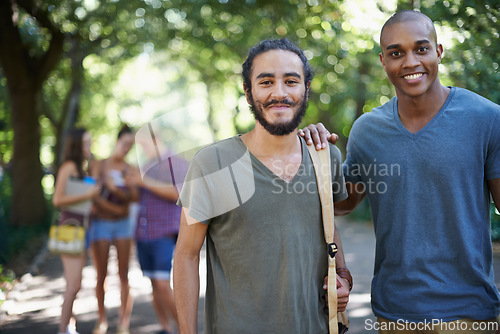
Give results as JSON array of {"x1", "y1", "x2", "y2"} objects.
[
  {"x1": 177, "y1": 137, "x2": 255, "y2": 223},
  {"x1": 177, "y1": 157, "x2": 213, "y2": 224}
]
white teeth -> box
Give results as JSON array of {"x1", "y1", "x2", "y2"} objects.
[{"x1": 404, "y1": 73, "x2": 423, "y2": 80}]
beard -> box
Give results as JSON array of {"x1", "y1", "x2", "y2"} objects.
[{"x1": 249, "y1": 92, "x2": 308, "y2": 136}]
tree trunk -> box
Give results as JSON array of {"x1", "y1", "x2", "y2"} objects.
[
  {"x1": 0, "y1": 0, "x2": 64, "y2": 226},
  {"x1": 9, "y1": 84, "x2": 47, "y2": 225},
  {"x1": 57, "y1": 36, "x2": 84, "y2": 166}
]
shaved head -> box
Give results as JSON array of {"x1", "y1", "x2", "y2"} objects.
[{"x1": 381, "y1": 10, "x2": 437, "y2": 45}]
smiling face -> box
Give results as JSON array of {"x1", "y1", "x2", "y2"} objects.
[
  {"x1": 379, "y1": 18, "x2": 443, "y2": 100},
  {"x1": 246, "y1": 49, "x2": 309, "y2": 136}
]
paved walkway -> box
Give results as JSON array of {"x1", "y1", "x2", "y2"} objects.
[{"x1": 1, "y1": 218, "x2": 500, "y2": 333}]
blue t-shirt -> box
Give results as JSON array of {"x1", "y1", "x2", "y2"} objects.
[{"x1": 344, "y1": 87, "x2": 500, "y2": 322}]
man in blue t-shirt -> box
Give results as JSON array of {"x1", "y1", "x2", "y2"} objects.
[{"x1": 302, "y1": 9, "x2": 500, "y2": 333}]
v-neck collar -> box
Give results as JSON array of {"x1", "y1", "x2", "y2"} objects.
[
  {"x1": 235, "y1": 135, "x2": 306, "y2": 184},
  {"x1": 393, "y1": 87, "x2": 455, "y2": 140}
]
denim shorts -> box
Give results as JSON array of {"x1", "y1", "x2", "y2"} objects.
[
  {"x1": 136, "y1": 236, "x2": 176, "y2": 280},
  {"x1": 88, "y1": 217, "x2": 134, "y2": 243}
]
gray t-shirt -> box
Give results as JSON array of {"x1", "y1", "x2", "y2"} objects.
[{"x1": 179, "y1": 135, "x2": 347, "y2": 334}]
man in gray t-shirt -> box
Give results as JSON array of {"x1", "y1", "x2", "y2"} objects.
[{"x1": 173, "y1": 38, "x2": 351, "y2": 334}]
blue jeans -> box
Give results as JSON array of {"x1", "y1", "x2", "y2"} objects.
[
  {"x1": 136, "y1": 236, "x2": 176, "y2": 280},
  {"x1": 88, "y1": 217, "x2": 134, "y2": 243}
]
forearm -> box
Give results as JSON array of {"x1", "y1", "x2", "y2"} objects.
[
  {"x1": 128, "y1": 185, "x2": 139, "y2": 202},
  {"x1": 93, "y1": 196, "x2": 128, "y2": 216},
  {"x1": 322, "y1": 225, "x2": 351, "y2": 312},
  {"x1": 333, "y1": 226, "x2": 353, "y2": 292},
  {"x1": 489, "y1": 178, "x2": 500, "y2": 211},
  {"x1": 141, "y1": 177, "x2": 179, "y2": 201},
  {"x1": 107, "y1": 187, "x2": 130, "y2": 201},
  {"x1": 173, "y1": 252, "x2": 201, "y2": 334},
  {"x1": 53, "y1": 192, "x2": 92, "y2": 208},
  {"x1": 174, "y1": 210, "x2": 207, "y2": 334},
  {"x1": 335, "y1": 182, "x2": 366, "y2": 216},
  {"x1": 333, "y1": 226, "x2": 346, "y2": 269}
]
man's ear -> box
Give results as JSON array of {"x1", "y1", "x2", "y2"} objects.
[
  {"x1": 379, "y1": 53, "x2": 385, "y2": 67},
  {"x1": 436, "y1": 43, "x2": 444, "y2": 64},
  {"x1": 305, "y1": 81, "x2": 311, "y2": 99},
  {"x1": 379, "y1": 52, "x2": 388, "y2": 74},
  {"x1": 243, "y1": 84, "x2": 252, "y2": 105}
]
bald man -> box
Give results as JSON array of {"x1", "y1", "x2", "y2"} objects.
[{"x1": 310, "y1": 10, "x2": 500, "y2": 333}]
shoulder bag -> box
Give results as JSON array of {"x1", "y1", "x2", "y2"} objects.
[{"x1": 48, "y1": 178, "x2": 93, "y2": 256}]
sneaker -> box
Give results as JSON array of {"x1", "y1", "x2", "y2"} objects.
[{"x1": 66, "y1": 324, "x2": 79, "y2": 334}]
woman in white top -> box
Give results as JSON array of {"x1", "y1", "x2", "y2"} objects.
[{"x1": 53, "y1": 128, "x2": 100, "y2": 334}]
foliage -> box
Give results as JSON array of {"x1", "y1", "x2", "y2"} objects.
[
  {"x1": 0, "y1": 72, "x2": 10, "y2": 168},
  {"x1": 0, "y1": 264, "x2": 15, "y2": 308},
  {"x1": 0, "y1": 0, "x2": 499, "y2": 226},
  {"x1": 491, "y1": 203, "x2": 500, "y2": 241},
  {"x1": 420, "y1": 0, "x2": 500, "y2": 104},
  {"x1": 0, "y1": 170, "x2": 12, "y2": 262}
]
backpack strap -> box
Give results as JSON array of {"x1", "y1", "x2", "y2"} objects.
[{"x1": 307, "y1": 143, "x2": 348, "y2": 334}]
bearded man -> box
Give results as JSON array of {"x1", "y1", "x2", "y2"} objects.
[{"x1": 173, "y1": 38, "x2": 352, "y2": 334}]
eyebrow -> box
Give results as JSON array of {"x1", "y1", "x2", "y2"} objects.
[
  {"x1": 385, "y1": 39, "x2": 431, "y2": 50},
  {"x1": 256, "y1": 72, "x2": 302, "y2": 79}
]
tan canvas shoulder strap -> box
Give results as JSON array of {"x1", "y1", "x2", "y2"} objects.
[
  {"x1": 307, "y1": 145, "x2": 335, "y2": 243},
  {"x1": 306, "y1": 144, "x2": 340, "y2": 334}
]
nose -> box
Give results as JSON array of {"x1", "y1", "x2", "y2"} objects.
[
  {"x1": 403, "y1": 51, "x2": 421, "y2": 68},
  {"x1": 271, "y1": 81, "x2": 287, "y2": 100},
  {"x1": 403, "y1": 52, "x2": 420, "y2": 67}
]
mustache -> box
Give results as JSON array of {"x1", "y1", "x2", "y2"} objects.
[{"x1": 263, "y1": 98, "x2": 296, "y2": 108}]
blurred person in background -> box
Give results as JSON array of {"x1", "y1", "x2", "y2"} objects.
[
  {"x1": 53, "y1": 128, "x2": 100, "y2": 334},
  {"x1": 88, "y1": 124, "x2": 137, "y2": 334},
  {"x1": 126, "y1": 132, "x2": 188, "y2": 334}
]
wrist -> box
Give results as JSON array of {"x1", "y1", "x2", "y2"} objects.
[{"x1": 336, "y1": 267, "x2": 353, "y2": 291}]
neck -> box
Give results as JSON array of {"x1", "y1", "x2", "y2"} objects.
[
  {"x1": 397, "y1": 82, "x2": 450, "y2": 119},
  {"x1": 241, "y1": 123, "x2": 303, "y2": 183},
  {"x1": 396, "y1": 83, "x2": 450, "y2": 133},
  {"x1": 241, "y1": 124, "x2": 300, "y2": 157}
]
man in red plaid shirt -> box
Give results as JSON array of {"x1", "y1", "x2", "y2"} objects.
[{"x1": 128, "y1": 139, "x2": 188, "y2": 334}]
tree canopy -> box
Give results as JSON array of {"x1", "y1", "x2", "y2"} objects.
[{"x1": 0, "y1": 0, "x2": 498, "y2": 226}]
